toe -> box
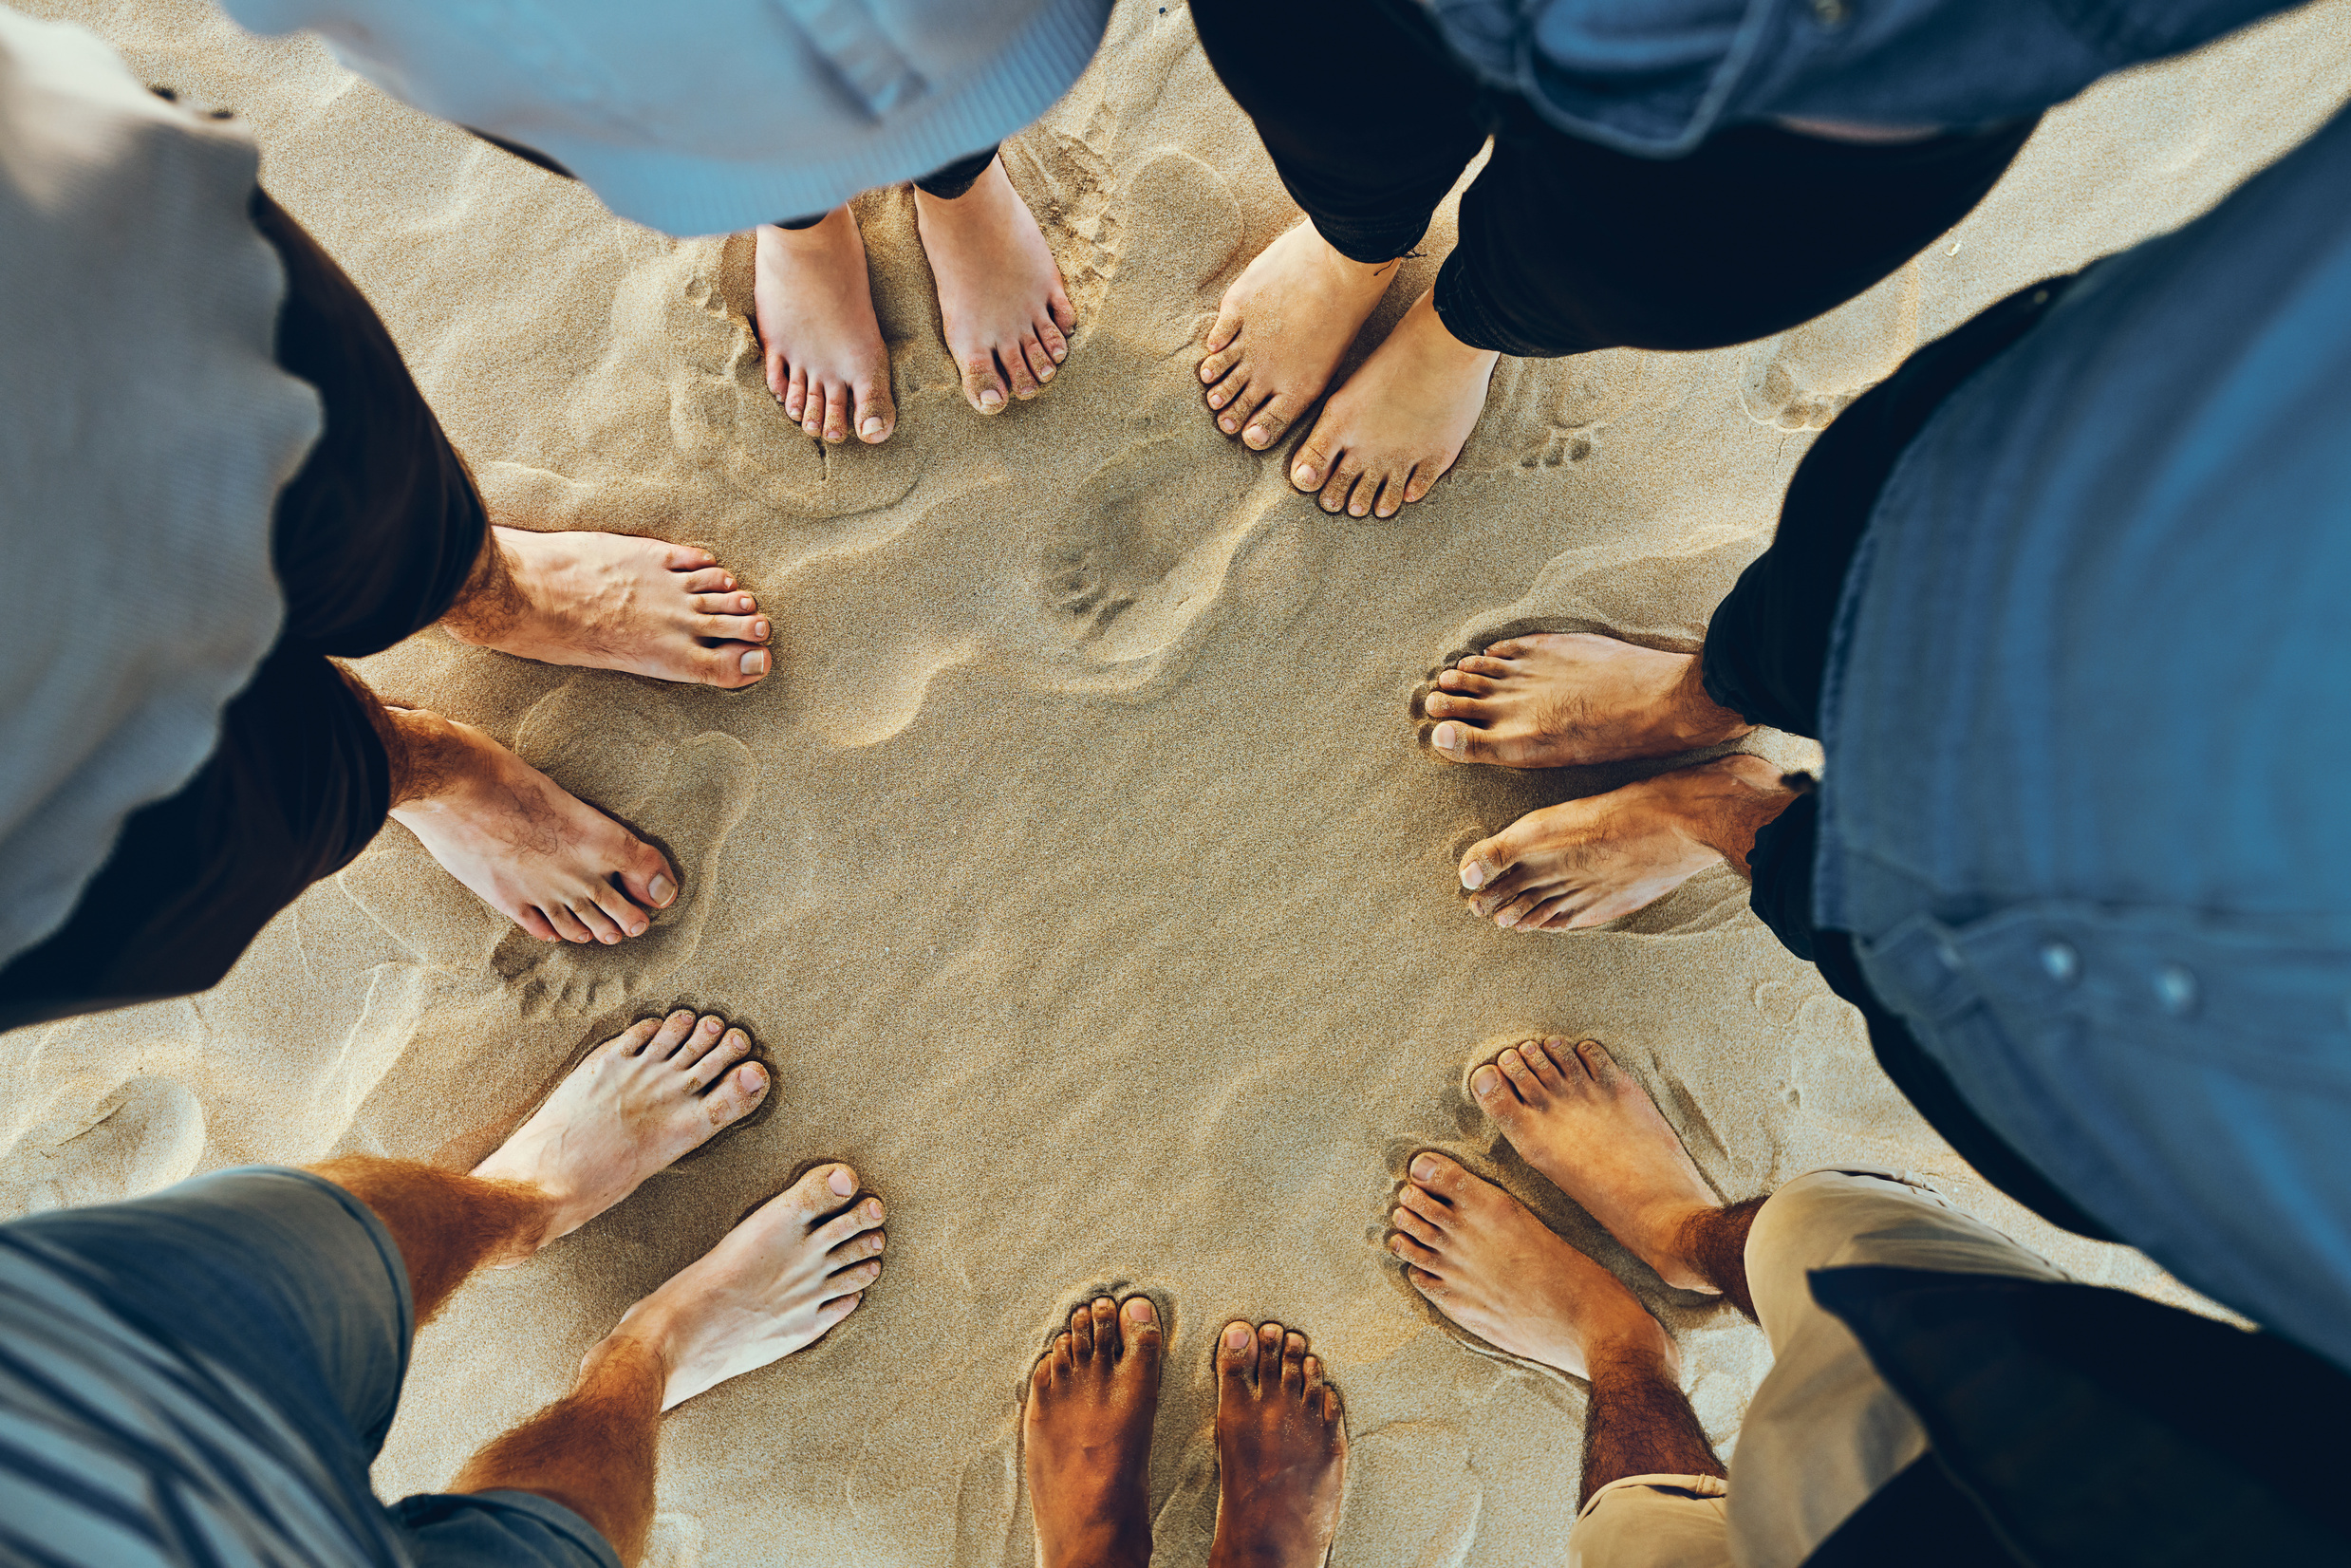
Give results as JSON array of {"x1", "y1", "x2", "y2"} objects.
[
  {"x1": 820, "y1": 1291, "x2": 864, "y2": 1327},
  {"x1": 1458, "y1": 654, "x2": 1515, "y2": 677},
  {"x1": 1292, "y1": 430, "x2": 1335, "y2": 491},
  {"x1": 785, "y1": 1162, "x2": 860, "y2": 1220},
  {"x1": 1409, "y1": 1151, "x2": 1473, "y2": 1201},
  {"x1": 516, "y1": 906, "x2": 559, "y2": 943},
  {"x1": 1256, "y1": 1323, "x2": 1284, "y2": 1391},
  {"x1": 813, "y1": 1195, "x2": 886, "y2": 1255},
  {"x1": 570, "y1": 899, "x2": 625, "y2": 944},
  {"x1": 683, "y1": 1024, "x2": 752, "y2": 1087},
  {"x1": 1021, "y1": 331, "x2": 1056, "y2": 386},
  {"x1": 776, "y1": 360, "x2": 802, "y2": 416},
  {"x1": 1242, "y1": 395, "x2": 1297, "y2": 451},
  {"x1": 1052, "y1": 1331, "x2": 1074, "y2": 1379},
  {"x1": 1389, "y1": 1230, "x2": 1439, "y2": 1265},
  {"x1": 1457, "y1": 818, "x2": 1535, "y2": 894},
  {"x1": 693, "y1": 592, "x2": 759, "y2": 618},
  {"x1": 663, "y1": 1013, "x2": 721, "y2": 1062},
  {"x1": 1318, "y1": 459, "x2": 1363, "y2": 514},
  {"x1": 611, "y1": 837, "x2": 678, "y2": 912},
  {"x1": 1435, "y1": 668, "x2": 1496, "y2": 697},
  {"x1": 697, "y1": 613, "x2": 769, "y2": 645},
  {"x1": 1200, "y1": 341, "x2": 1244, "y2": 387},
  {"x1": 1046, "y1": 289, "x2": 1075, "y2": 338},
  {"x1": 1120, "y1": 1297, "x2": 1162, "y2": 1365},
  {"x1": 1497, "y1": 1046, "x2": 1549, "y2": 1101},
  {"x1": 584, "y1": 878, "x2": 652, "y2": 942},
  {"x1": 1072, "y1": 1303, "x2": 1096, "y2": 1358},
  {"x1": 1469, "y1": 1063, "x2": 1523, "y2": 1118},
  {"x1": 853, "y1": 377, "x2": 896, "y2": 444},
  {"x1": 632, "y1": 1011, "x2": 692, "y2": 1056},
  {"x1": 822, "y1": 384, "x2": 851, "y2": 443},
  {"x1": 963, "y1": 355, "x2": 1007, "y2": 415},
  {"x1": 701, "y1": 1060, "x2": 769, "y2": 1127},
  {"x1": 1091, "y1": 1296, "x2": 1118, "y2": 1356},
  {"x1": 1281, "y1": 1331, "x2": 1308, "y2": 1391},
  {"x1": 1423, "y1": 691, "x2": 1492, "y2": 724},
  {"x1": 1575, "y1": 1036, "x2": 1622, "y2": 1085},
  {"x1": 824, "y1": 1258, "x2": 881, "y2": 1299},
  {"x1": 1203, "y1": 299, "x2": 1242, "y2": 359},
  {"x1": 1372, "y1": 472, "x2": 1409, "y2": 519},
  {"x1": 1040, "y1": 310, "x2": 1071, "y2": 363},
  {"x1": 1217, "y1": 1319, "x2": 1255, "y2": 1385},
  {"x1": 681, "y1": 567, "x2": 735, "y2": 594},
  {"x1": 1390, "y1": 1202, "x2": 1443, "y2": 1247},
  {"x1": 1521, "y1": 1039, "x2": 1571, "y2": 1089},
  {"x1": 1003, "y1": 345, "x2": 1042, "y2": 401}
]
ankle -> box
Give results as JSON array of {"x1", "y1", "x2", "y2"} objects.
[
  {"x1": 1041, "y1": 1519, "x2": 1151, "y2": 1568},
  {"x1": 590, "y1": 1314, "x2": 677, "y2": 1404},
  {"x1": 1667, "y1": 756, "x2": 1800, "y2": 874},
  {"x1": 1662, "y1": 656, "x2": 1756, "y2": 750},
  {"x1": 1583, "y1": 1318, "x2": 1681, "y2": 1389}
]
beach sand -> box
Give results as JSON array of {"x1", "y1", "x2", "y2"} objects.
[{"x1": 8, "y1": 3, "x2": 2351, "y2": 1562}]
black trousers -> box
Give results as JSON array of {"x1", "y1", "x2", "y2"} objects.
[
  {"x1": 1188, "y1": 0, "x2": 2039, "y2": 357},
  {"x1": 1694, "y1": 275, "x2": 2113, "y2": 1241},
  {"x1": 774, "y1": 143, "x2": 998, "y2": 229},
  {"x1": 0, "y1": 190, "x2": 487, "y2": 1033}
]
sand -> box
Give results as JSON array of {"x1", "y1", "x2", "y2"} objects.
[{"x1": 6, "y1": 4, "x2": 2351, "y2": 1563}]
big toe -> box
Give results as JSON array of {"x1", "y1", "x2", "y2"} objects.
[{"x1": 1120, "y1": 1296, "x2": 1163, "y2": 1366}]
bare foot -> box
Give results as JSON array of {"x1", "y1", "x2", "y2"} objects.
[
  {"x1": 1427, "y1": 633, "x2": 1753, "y2": 768},
  {"x1": 1457, "y1": 756, "x2": 1797, "y2": 931},
  {"x1": 1024, "y1": 1296, "x2": 1163, "y2": 1568},
  {"x1": 1467, "y1": 1038, "x2": 1721, "y2": 1292},
  {"x1": 1209, "y1": 1320, "x2": 1347, "y2": 1568},
  {"x1": 1199, "y1": 221, "x2": 1395, "y2": 453},
  {"x1": 386, "y1": 706, "x2": 678, "y2": 944},
  {"x1": 443, "y1": 526, "x2": 774, "y2": 689},
  {"x1": 914, "y1": 156, "x2": 1074, "y2": 416},
  {"x1": 1389, "y1": 1153, "x2": 1679, "y2": 1382},
  {"x1": 471, "y1": 1010, "x2": 771, "y2": 1258},
  {"x1": 605, "y1": 1162, "x2": 885, "y2": 1409},
  {"x1": 1289, "y1": 288, "x2": 1497, "y2": 518},
  {"x1": 754, "y1": 209, "x2": 896, "y2": 444}
]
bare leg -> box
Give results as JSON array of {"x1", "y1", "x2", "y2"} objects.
[
  {"x1": 1427, "y1": 634, "x2": 1752, "y2": 769},
  {"x1": 366, "y1": 688, "x2": 679, "y2": 945},
  {"x1": 1209, "y1": 1321, "x2": 1347, "y2": 1568},
  {"x1": 1024, "y1": 1296, "x2": 1163, "y2": 1568},
  {"x1": 1458, "y1": 755, "x2": 1800, "y2": 930},
  {"x1": 1287, "y1": 288, "x2": 1499, "y2": 518},
  {"x1": 753, "y1": 206, "x2": 896, "y2": 443},
  {"x1": 440, "y1": 522, "x2": 773, "y2": 690},
  {"x1": 913, "y1": 156, "x2": 1076, "y2": 415},
  {"x1": 448, "y1": 1337, "x2": 664, "y2": 1564},
  {"x1": 1581, "y1": 1355, "x2": 1726, "y2": 1506}
]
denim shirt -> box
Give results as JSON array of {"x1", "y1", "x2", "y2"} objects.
[
  {"x1": 1815, "y1": 99, "x2": 2351, "y2": 1368},
  {"x1": 1427, "y1": 0, "x2": 2295, "y2": 155}
]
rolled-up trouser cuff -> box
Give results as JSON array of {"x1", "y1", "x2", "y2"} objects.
[{"x1": 1432, "y1": 245, "x2": 1571, "y2": 357}]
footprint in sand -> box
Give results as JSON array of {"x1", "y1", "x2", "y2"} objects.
[
  {"x1": 485, "y1": 683, "x2": 763, "y2": 1017},
  {"x1": 1741, "y1": 265, "x2": 1920, "y2": 431},
  {"x1": 0, "y1": 1074, "x2": 205, "y2": 1216}
]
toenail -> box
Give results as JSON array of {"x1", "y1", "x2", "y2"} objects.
[
  {"x1": 649, "y1": 874, "x2": 676, "y2": 905},
  {"x1": 829, "y1": 1167, "x2": 856, "y2": 1196},
  {"x1": 754, "y1": 620, "x2": 771, "y2": 639},
  {"x1": 1224, "y1": 1323, "x2": 1252, "y2": 1350},
  {"x1": 1411, "y1": 1155, "x2": 1438, "y2": 1181},
  {"x1": 1471, "y1": 1069, "x2": 1499, "y2": 1096},
  {"x1": 1037, "y1": 365, "x2": 1054, "y2": 380},
  {"x1": 980, "y1": 389, "x2": 1003, "y2": 408},
  {"x1": 1293, "y1": 463, "x2": 1315, "y2": 483},
  {"x1": 1221, "y1": 417, "x2": 1237, "y2": 432},
  {"x1": 863, "y1": 1199, "x2": 883, "y2": 1220},
  {"x1": 742, "y1": 650, "x2": 769, "y2": 675},
  {"x1": 861, "y1": 417, "x2": 884, "y2": 436},
  {"x1": 1496, "y1": 910, "x2": 1520, "y2": 927},
  {"x1": 1461, "y1": 860, "x2": 1490, "y2": 890}
]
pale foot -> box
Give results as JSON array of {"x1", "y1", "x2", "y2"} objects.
[
  {"x1": 1467, "y1": 1037, "x2": 1720, "y2": 1293},
  {"x1": 1198, "y1": 220, "x2": 1395, "y2": 453},
  {"x1": 1209, "y1": 1320, "x2": 1347, "y2": 1568},
  {"x1": 1390, "y1": 1153, "x2": 1679, "y2": 1382},
  {"x1": 1025, "y1": 1296, "x2": 1163, "y2": 1568},
  {"x1": 913, "y1": 156, "x2": 1074, "y2": 415},
  {"x1": 1290, "y1": 288, "x2": 1497, "y2": 518},
  {"x1": 1427, "y1": 633, "x2": 1753, "y2": 768},
  {"x1": 471, "y1": 1010, "x2": 771, "y2": 1258},
  {"x1": 1457, "y1": 756, "x2": 1796, "y2": 931},
  {"x1": 604, "y1": 1162, "x2": 885, "y2": 1409},
  {"x1": 386, "y1": 706, "x2": 678, "y2": 944},
  {"x1": 754, "y1": 209, "x2": 896, "y2": 443},
  {"x1": 444, "y1": 526, "x2": 773, "y2": 689}
]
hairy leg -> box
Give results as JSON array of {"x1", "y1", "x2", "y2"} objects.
[
  {"x1": 1581, "y1": 1351, "x2": 1726, "y2": 1506},
  {"x1": 305, "y1": 1155, "x2": 545, "y2": 1325},
  {"x1": 449, "y1": 1336, "x2": 665, "y2": 1566},
  {"x1": 1675, "y1": 1199, "x2": 1764, "y2": 1322}
]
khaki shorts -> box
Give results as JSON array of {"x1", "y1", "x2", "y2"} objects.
[{"x1": 1566, "y1": 1169, "x2": 2063, "y2": 1568}]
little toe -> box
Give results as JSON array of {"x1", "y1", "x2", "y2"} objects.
[
  {"x1": 824, "y1": 1258, "x2": 881, "y2": 1300},
  {"x1": 1040, "y1": 313, "x2": 1071, "y2": 363},
  {"x1": 1046, "y1": 291, "x2": 1075, "y2": 337},
  {"x1": 1389, "y1": 1230, "x2": 1439, "y2": 1266}
]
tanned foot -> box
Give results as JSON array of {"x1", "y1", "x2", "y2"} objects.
[
  {"x1": 1390, "y1": 1153, "x2": 1679, "y2": 1382},
  {"x1": 1467, "y1": 1038, "x2": 1721, "y2": 1293},
  {"x1": 386, "y1": 705, "x2": 678, "y2": 944},
  {"x1": 471, "y1": 1010, "x2": 771, "y2": 1260},
  {"x1": 1458, "y1": 756, "x2": 1797, "y2": 931},
  {"x1": 1427, "y1": 633, "x2": 1752, "y2": 768},
  {"x1": 1209, "y1": 1320, "x2": 1347, "y2": 1568},
  {"x1": 1289, "y1": 288, "x2": 1497, "y2": 518},
  {"x1": 754, "y1": 208, "x2": 896, "y2": 444},
  {"x1": 1199, "y1": 220, "x2": 1394, "y2": 454},
  {"x1": 914, "y1": 156, "x2": 1075, "y2": 415},
  {"x1": 603, "y1": 1161, "x2": 885, "y2": 1409},
  {"x1": 1025, "y1": 1296, "x2": 1164, "y2": 1568},
  {"x1": 444, "y1": 526, "x2": 774, "y2": 689}
]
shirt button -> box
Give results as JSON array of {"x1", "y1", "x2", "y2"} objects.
[
  {"x1": 2038, "y1": 940, "x2": 2080, "y2": 984},
  {"x1": 2154, "y1": 963, "x2": 2197, "y2": 1017}
]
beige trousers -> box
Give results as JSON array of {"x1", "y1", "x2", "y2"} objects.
[{"x1": 1565, "y1": 1169, "x2": 2064, "y2": 1568}]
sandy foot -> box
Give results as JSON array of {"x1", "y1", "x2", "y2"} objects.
[
  {"x1": 1290, "y1": 289, "x2": 1497, "y2": 518},
  {"x1": 755, "y1": 209, "x2": 896, "y2": 444},
  {"x1": 914, "y1": 156, "x2": 1074, "y2": 415},
  {"x1": 1469, "y1": 1037, "x2": 1720, "y2": 1293},
  {"x1": 1199, "y1": 221, "x2": 1394, "y2": 452},
  {"x1": 1025, "y1": 1295, "x2": 1163, "y2": 1568},
  {"x1": 387, "y1": 707, "x2": 677, "y2": 944},
  {"x1": 1209, "y1": 1320, "x2": 1347, "y2": 1568},
  {"x1": 449, "y1": 527, "x2": 773, "y2": 688},
  {"x1": 607, "y1": 1162, "x2": 885, "y2": 1409},
  {"x1": 1427, "y1": 633, "x2": 1754, "y2": 768},
  {"x1": 1389, "y1": 1153, "x2": 1677, "y2": 1382},
  {"x1": 472, "y1": 1010, "x2": 770, "y2": 1255},
  {"x1": 1457, "y1": 756, "x2": 1792, "y2": 930}
]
